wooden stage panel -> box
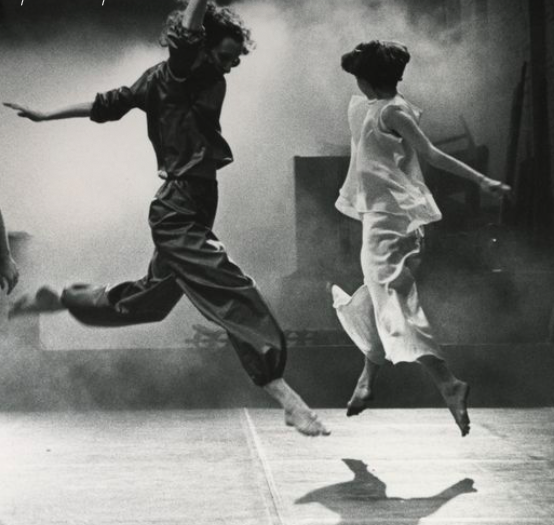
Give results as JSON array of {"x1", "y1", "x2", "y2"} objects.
[
  {"x1": 0, "y1": 409, "x2": 553, "y2": 525},
  {"x1": 0, "y1": 410, "x2": 274, "y2": 525}
]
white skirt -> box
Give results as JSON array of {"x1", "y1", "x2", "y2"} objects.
[{"x1": 333, "y1": 212, "x2": 443, "y2": 365}]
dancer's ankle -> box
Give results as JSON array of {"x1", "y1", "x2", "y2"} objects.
[{"x1": 263, "y1": 378, "x2": 300, "y2": 410}]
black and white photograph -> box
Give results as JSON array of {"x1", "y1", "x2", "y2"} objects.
[{"x1": 0, "y1": 0, "x2": 553, "y2": 523}]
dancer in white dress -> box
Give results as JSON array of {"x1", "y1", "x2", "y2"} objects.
[{"x1": 333, "y1": 40, "x2": 510, "y2": 436}]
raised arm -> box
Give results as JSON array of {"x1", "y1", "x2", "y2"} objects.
[
  {"x1": 0, "y1": 209, "x2": 19, "y2": 295},
  {"x1": 384, "y1": 106, "x2": 511, "y2": 196},
  {"x1": 160, "y1": 0, "x2": 210, "y2": 79},
  {"x1": 181, "y1": 0, "x2": 209, "y2": 31},
  {"x1": 3, "y1": 101, "x2": 92, "y2": 122}
]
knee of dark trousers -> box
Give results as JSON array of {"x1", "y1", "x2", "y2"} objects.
[
  {"x1": 61, "y1": 284, "x2": 175, "y2": 327},
  {"x1": 61, "y1": 284, "x2": 111, "y2": 310},
  {"x1": 109, "y1": 279, "x2": 183, "y2": 322}
]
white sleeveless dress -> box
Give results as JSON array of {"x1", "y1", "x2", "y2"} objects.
[{"x1": 333, "y1": 94, "x2": 444, "y2": 365}]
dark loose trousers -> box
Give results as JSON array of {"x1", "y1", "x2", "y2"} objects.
[{"x1": 61, "y1": 177, "x2": 286, "y2": 386}]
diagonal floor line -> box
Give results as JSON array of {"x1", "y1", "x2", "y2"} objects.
[
  {"x1": 241, "y1": 408, "x2": 288, "y2": 525},
  {"x1": 380, "y1": 517, "x2": 545, "y2": 525},
  {"x1": 14, "y1": 518, "x2": 547, "y2": 524}
]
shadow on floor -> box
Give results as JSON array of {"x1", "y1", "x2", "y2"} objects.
[{"x1": 295, "y1": 458, "x2": 476, "y2": 525}]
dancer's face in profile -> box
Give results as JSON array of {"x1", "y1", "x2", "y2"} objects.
[{"x1": 208, "y1": 37, "x2": 243, "y2": 75}]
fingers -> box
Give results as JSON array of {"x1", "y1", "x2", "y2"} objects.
[
  {"x1": 495, "y1": 183, "x2": 511, "y2": 193},
  {"x1": 3, "y1": 102, "x2": 23, "y2": 111},
  {"x1": 3, "y1": 102, "x2": 34, "y2": 120},
  {"x1": 484, "y1": 181, "x2": 511, "y2": 197},
  {"x1": 495, "y1": 185, "x2": 512, "y2": 196}
]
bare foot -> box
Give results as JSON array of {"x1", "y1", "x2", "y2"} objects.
[
  {"x1": 285, "y1": 408, "x2": 331, "y2": 437},
  {"x1": 347, "y1": 357, "x2": 380, "y2": 417},
  {"x1": 264, "y1": 378, "x2": 330, "y2": 437},
  {"x1": 347, "y1": 385, "x2": 374, "y2": 417},
  {"x1": 443, "y1": 381, "x2": 470, "y2": 437},
  {"x1": 9, "y1": 286, "x2": 64, "y2": 318},
  {"x1": 347, "y1": 364, "x2": 374, "y2": 416}
]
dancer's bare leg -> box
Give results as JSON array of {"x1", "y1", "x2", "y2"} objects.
[
  {"x1": 264, "y1": 378, "x2": 330, "y2": 437},
  {"x1": 418, "y1": 355, "x2": 470, "y2": 436},
  {"x1": 9, "y1": 286, "x2": 65, "y2": 318},
  {"x1": 347, "y1": 356, "x2": 381, "y2": 417}
]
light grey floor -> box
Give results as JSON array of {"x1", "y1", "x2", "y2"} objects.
[{"x1": 1, "y1": 408, "x2": 553, "y2": 524}]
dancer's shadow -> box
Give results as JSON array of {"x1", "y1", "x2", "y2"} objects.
[{"x1": 295, "y1": 459, "x2": 476, "y2": 525}]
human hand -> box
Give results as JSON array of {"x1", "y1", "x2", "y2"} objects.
[
  {"x1": 3, "y1": 102, "x2": 47, "y2": 122},
  {"x1": 0, "y1": 256, "x2": 19, "y2": 295},
  {"x1": 479, "y1": 177, "x2": 511, "y2": 197}
]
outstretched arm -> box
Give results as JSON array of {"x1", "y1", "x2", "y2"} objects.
[
  {"x1": 0, "y1": 209, "x2": 19, "y2": 295},
  {"x1": 3, "y1": 102, "x2": 92, "y2": 122},
  {"x1": 385, "y1": 107, "x2": 511, "y2": 197},
  {"x1": 430, "y1": 478, "x2": 476, "y2": 501},
  {"x1": 181, "y1": 0, "x2": 209, "y2": 31}
]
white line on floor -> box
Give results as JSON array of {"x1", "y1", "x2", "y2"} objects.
[{"x1": 242, "y1": 408, "x2": 288, "y2": 525}]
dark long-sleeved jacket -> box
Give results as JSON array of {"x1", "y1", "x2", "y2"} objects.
[{"x1": 90, "y1": 27, "x2": 233, "y2": 179}]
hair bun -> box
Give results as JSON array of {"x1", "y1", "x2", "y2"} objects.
[{"x1": 341, "y1": 40, "x2": 410, "y2": 90}]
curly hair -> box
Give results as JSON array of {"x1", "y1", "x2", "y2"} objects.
[
  {"x1": 160, "y1": 1, "x2": 255, "y2": 55},
  {"x1": 341, "y1": 40, "x2": 410, "y2": 91}
]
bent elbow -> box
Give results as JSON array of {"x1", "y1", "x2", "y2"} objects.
[{"x1": 423, "y1": 146, "x2": 444, "y2": 167}]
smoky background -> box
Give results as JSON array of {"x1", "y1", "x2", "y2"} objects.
[{"x1": 0, "y1": 0, "x2": 532, "y2": 350}]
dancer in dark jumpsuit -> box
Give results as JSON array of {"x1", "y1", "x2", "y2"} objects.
[{"x1": 4, "y1": 0, "x2": 329, "y2": 436}]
